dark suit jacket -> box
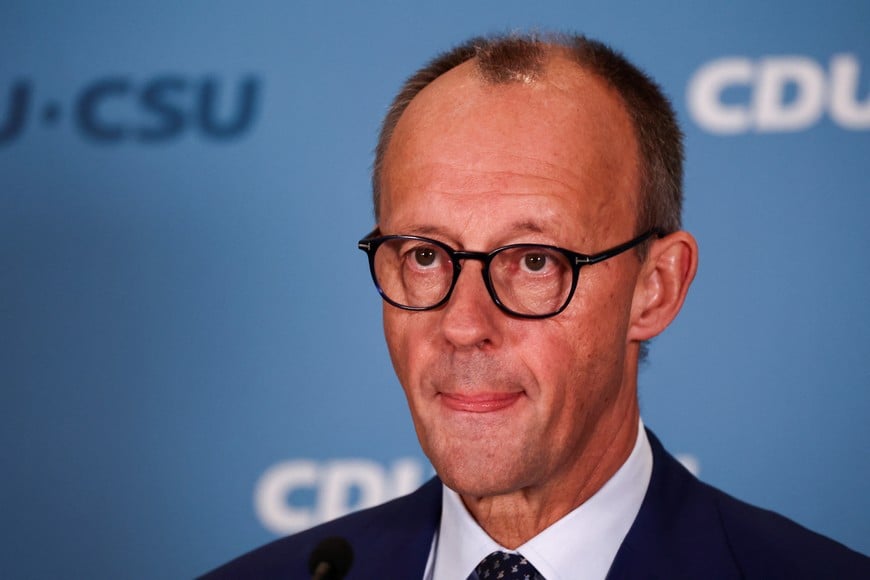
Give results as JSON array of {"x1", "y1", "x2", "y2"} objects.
[{"x1": 201, "y1": 430, "x2": 869, "y2": 579}]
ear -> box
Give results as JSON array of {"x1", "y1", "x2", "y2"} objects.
[{"x1": 627, "y1": 231, "x2": 698, "y2": 342}]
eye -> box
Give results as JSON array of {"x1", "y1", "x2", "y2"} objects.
[
  {"x1": 398, "y1": 242, "x2": 446, "y2": 271},
  {"x1": 505, "y1": 247, "x2": 568, "y2": 278},
  {"x1": 413, "y1": 247, "x2": 438, "y2": 268},
  {"x1": 522, "y1": 252, "x2": 549, "y2": 273}
]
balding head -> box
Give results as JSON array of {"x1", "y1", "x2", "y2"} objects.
[{"x1": 372, "y1": 32, "x2": 684, "y2": 236}]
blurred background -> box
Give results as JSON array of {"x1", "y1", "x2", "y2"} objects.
[{"x1": 2, "y1": 1, "x2": 868, "y2": 578}]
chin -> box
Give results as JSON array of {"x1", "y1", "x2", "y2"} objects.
[
  {"x1": 430, "y1": 451, "x2": 532, "y2": 498},
  {"x1": 422, "y1": 426, "x2": 539, "y2": 491},
  {"x1": 441, "y1": 472, "x2": 529, "y2": 499}
]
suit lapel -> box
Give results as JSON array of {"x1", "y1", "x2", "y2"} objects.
[
  {"x1": 347, "y1": 477, "x2": 442, "y2": 579},
  {"x1": 606, "y1": 430, "x2": 740, "y2": 580}
]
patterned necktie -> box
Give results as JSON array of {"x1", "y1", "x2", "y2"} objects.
[{"x1": 473, "y1": 550, "x2": 544, "y2": 580}]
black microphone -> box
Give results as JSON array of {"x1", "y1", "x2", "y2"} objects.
[{"x1": 308, "y1": 536, "x2": 354, "y2": 580}]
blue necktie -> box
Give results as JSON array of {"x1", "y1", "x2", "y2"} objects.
[{"x1": 473, "y1": 550, "x2": 544, "y2": 580}]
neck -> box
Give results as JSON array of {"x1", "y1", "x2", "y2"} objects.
[{"x1": 460, "y1": 386, "x2": 640, "y2": 548}]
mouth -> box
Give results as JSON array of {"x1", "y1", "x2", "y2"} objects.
[{"x1": 438, "y1": 391, "x2": 523, "y2": 413}]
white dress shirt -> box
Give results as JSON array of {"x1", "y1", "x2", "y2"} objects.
[{"x1": 422, "y1": 420, "x2": 653, "y2": 580}]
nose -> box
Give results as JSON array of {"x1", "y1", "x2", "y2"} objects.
[{"x1": 438, "y1": 261, "x2": 503, "y2": 349}]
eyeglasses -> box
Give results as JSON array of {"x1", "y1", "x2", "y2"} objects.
[{"x1": 357, "y1": 228, "x2": 661, "y2": 319}]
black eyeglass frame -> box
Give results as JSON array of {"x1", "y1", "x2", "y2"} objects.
[{"x1": 357, "y1": 228, "x2": 663, "y2": 319}]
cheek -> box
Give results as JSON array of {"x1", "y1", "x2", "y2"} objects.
[
  {"x1": 383, "y1": 308, "x2": 429, "y2": 388},
  {"x1": 569, "y1": 269, "x2": 636, "y2": 346},
  {"x1": 383, "y1": 308, "x2": 406, "y2": 376},
  {"x1": 521, "y1": 314, "x2": 623, "y2": 404},
  {"x1": 510, "y1": 322, "x2": 582, "y2": 395}
]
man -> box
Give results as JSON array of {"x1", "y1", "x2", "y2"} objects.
[{"x1": 203, "y1": 32, "x2": 869, "y2": 579}]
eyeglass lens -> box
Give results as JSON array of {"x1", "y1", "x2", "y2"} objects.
[{"x1": 372, "y1": 238, "x2": 574, "y2": 316}]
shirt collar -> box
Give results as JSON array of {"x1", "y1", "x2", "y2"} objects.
[{"x1": 425, "y1": 420, "x2": 652, "y2": 580}]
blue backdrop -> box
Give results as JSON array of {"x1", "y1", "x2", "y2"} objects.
[{"x1": 2, "y1": 1, "x2": 868, "y2": 578}]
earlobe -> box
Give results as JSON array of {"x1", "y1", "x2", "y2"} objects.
[{"x1": 627, "y1": 231, "x2": 699, "y2": 342}]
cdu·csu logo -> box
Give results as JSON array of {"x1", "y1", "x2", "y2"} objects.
[
  {"x1": 0, "y1": 74, "x2": 261, "y2": 145},
  {"x1": 254, "y1": 458, "x2": 430, "y2": 535},
  {"x1": 687, "y1": 53, "x2": 869, "y2": 134}
]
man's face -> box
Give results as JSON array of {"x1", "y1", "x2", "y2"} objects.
[{"x1": 378, "y1": 57, "x2": 645, "y2": 499}]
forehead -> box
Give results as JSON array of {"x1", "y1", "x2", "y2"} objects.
[{"x1": 380, "y1": 55, "x2": 640, "y2": 242}]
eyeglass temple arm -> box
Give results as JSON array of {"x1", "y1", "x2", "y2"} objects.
[
  {"x1": 575, "y1": 229, "x2": 664, "y2": 265},
  {"x1": 357, "y1": 227, "x2": 383, "y2": 251}
]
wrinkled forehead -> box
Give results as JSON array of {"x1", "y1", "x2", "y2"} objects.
[{"x1": 380, "y1": 55, "x2": 641, "y2": 234}]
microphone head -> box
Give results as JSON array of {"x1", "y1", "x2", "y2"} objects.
[{"x1": 308, "y1": 536, "x2": 354, "y2": 580}]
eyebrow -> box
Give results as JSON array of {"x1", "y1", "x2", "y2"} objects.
[
  {"x1": 395, "y1": 220, "x2": 551, "y2": 245},
  {"x1": 507, "y1": 220, "x2": 547, "y2": 236}
]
